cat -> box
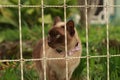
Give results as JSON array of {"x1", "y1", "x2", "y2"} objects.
[
  {"x1": 78, "y1": 0, "x2": 99, "y2": 28},
  {"x1": 33, "y1": 16, "x2": 82, "y2": 80}
]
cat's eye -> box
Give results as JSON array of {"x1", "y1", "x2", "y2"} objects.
[
  {"x1": 48, "y1": 34, "x2": 50, "y2": 37},
  {"x1": 56, "y1": 34, "x2": 61, "y2": 39}
]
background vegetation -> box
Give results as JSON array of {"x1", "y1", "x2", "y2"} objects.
[{"x1": 0, "y1": 0, "x2": 120, "y2": 80}]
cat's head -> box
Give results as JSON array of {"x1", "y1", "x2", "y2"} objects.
[{"x1": 48, "y1": 16, "x2": 76, "y2": 51}]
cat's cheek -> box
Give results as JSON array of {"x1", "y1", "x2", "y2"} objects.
[{"x1": 48, "y1": 43, "x2": 55, "y2": 48}]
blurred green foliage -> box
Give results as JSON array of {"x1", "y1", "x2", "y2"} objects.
[
  {"x1": 72, "y1": 25, "x2": 120, "y2": 80},
  {"x1": 0, "y1": 62, "x2": 39, "y2": 80},
  {"x1": 0, "y1": 0, "x2": 78, "y2": 28}
]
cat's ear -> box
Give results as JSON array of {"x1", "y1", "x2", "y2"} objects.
[
  {"x1": 66, "y1": 20, "x2": 75, "y2": 37},
  {"x1": 53, "y1": 16, "x2": 61, "y2": 26}
]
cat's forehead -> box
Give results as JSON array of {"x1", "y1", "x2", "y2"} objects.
[
  {"x1": 54, "y1": 22, "x2": 65, "y2": 28},
  {"x1": 49, "y1": 27, "x2": 63, "y2": 34}
]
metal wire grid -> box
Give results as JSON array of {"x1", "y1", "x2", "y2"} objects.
[
  {"x1": 105, "y1": 0, "x2": 109, "y2": 80},
  {"x1": 63, "y1": 0, "x2": 68, "y2": 80},
  {"x1": 84, "y1": 1, "x2": 89, "y2": 80},
  {"x1": 0, "y1": 0, "x2": 120, "y2": 80}
]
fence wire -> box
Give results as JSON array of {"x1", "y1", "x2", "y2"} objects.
[
  {"x1": 106, "y1": 0, "x2": 110, "y2": 80},
  {"x1": 0, "y1": 0, "x2": 120, "y2": 80},
  {"x1": 18, "y1": 0, "x2": 24, "y2": 80}
]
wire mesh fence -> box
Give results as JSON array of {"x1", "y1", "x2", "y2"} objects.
[{"x1": 0, "y1": 0, "x2": 120, "y2": 80}]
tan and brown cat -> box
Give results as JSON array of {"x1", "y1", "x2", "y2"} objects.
[{"x1": 33, "y1": 16, "x2": 82, "y2": 80}]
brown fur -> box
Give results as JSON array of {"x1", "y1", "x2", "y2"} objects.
[{"x1": 33, "y1": 16, "x2": 82, "y2": 80}]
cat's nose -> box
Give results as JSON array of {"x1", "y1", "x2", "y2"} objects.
[
  {"x1": 48, "y1": 41, "x2": 51, "y2": 45},
  {"x1": 48, "y1": 42, "x2": 52, "y2": 47},
  {"x1": 48, "y1": 40, "x2": 52, "y2": 45}
]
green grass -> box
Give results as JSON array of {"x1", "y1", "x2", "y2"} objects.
[
  {"x1": 73, "y1": 25, "x2": 120, "y2": 80},
  {"x1": 0, "y1": 62, "x2": 39, "y2": 80},
  {"x1": 0, "y1": 25, "x2": 120, "y2": 80}
]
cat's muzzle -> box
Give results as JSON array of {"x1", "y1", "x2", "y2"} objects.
[{"x1": 48, "y1": 42, "x2": 55, "y2": 48}]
